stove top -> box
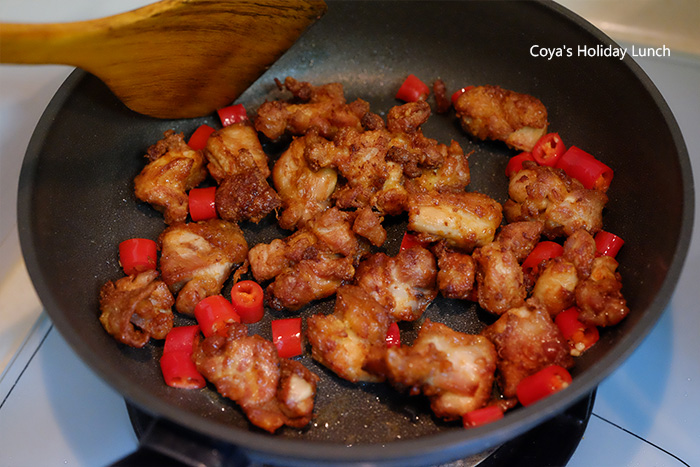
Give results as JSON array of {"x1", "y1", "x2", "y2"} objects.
[{"x1": 1, "y1": 1, "x2": 698, "y2": 466}]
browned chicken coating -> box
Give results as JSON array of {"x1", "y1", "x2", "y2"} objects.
[
  {"x1": 134, "y1": 130, "x2": 207, "y2": 224},
  {"x1": 355, "y1": 245, "x2": 438, "y2": 322},
  {"x1": 531, "y1": 257, "x2": 579, "y2": 317},
  {"x1": 473, "y1": 221, "x2": 544, "y2": 314},
  {"x1": 562, "y1": 228, "x2": 598, "y2": 279},
  {"x1": 576, "y1": 256, "x2": 629, "y2": 327},
  {"x1": 255, "y1": 77, "x2": 370, "y2": 141},
  {"x1": 482, "y1": 299, "x2": 574, "y2": 397},
  {"x1": 504, "y1": 161, "x2": 608, "y2": 239},
  {"x1": 408, "y1": 191, "x2": 503, "y2": 251},
  {"x1": 159, "y1": 220, "x2": 249, "y2": 315},
  {"x1": 433, "y1": 242, "x2": 476, "y2": 300},
  {"x1": 385, "y1": 319, "x2": 498, "y2": 421},
  {"x1": 307, "y1": 285, "x2": 392, "y2": 383},
  {"x1": 453, "y1": 85, "x2": 548, "y2": 151},
  {"x1": 99, "y1": 270, "x2": 174, "y2": 348},
  {"x1": 248, "y1": 208, "x2": 370, "y2": 311},
  {"x1": 272, "y1": 134, "x2": 338, "y2": 230},
  {"x1": 215, "y1": 168, "x2": 281, "y2": 224},
  {"x1": 351, "y1": 207, "x2": 387, "y2": 248},
  {"x1": 203, "y1": 122, "x2": 271, "y2": 183},
  {"x1": 305, "y1": 101, "x2": 469, "y2": 215},
  {"x1": 193, "y1": 322, "x2": 319, "y2": 433}
]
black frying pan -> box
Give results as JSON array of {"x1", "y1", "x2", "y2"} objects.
[{"x1": 17, "y1": 1, "x2": 694, "y2": 465}]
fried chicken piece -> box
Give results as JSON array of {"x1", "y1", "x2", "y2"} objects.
[
  {"x1": 495, "y1": 221, "x2": 544, "y2": 262},
  {"x1": 385, "y1": 319, "x2": 497, "y2": 421},
  {"x1": 404, "y1": 140, "x2": 471, "y2": 194},
  {"x1": 266, "y1": 254, "x2": 356, "y2": 312},
  {"x1": 355, "y1": 246, "x2": 437, "y2": 322},
  {"x1": 134, "y1": 130, "x2": 207, "y2": 224},
  {"x1": 159, "y1": 220, "x2": 249, "y2": 315},
  {"x1": 248, "y1": 208, "x2": 369, "y2": 311},
  {"x1": 307, "y1": 285, "x2": 392, "y2": 383},
  {"x1": 482, "y1": 299, "x2": 573, "y2": 397},
  {"x1": 453, "y1": 85, "x2": 548, "y2": 151},
  {"x1": 407, "y1": 191, "x2": 503, "y2": 251},
  {"x1": 433, "y1": 242, "x2": 476, "y2": 300},
  {"x1": 576, "y1": 256, "x2": 629, "y2": 327},
  {"x1": 99, "y1": 270, "x2": 174, "y2": 348},
  {"x1": 203, "y1": 122, "x2": 271, "y2": 182},
  {"x1": 215, "y1": 168, "x2": 281, "y2": 224},
  {"x1": 531, "y1": 257, "x2": 579, "y2": 317},
  {"x1": 193, "y1": 322, "x2": 319, "y2": 433},
  {"x1": 351, "y1": 207, "x2": 387, "y2": 247},
  {"x1": 272, "y1": 134, "x2": 338, "y2": 230},
  {"x1": 562, "y1": 229, "x2": 597, "y2": 279},
  {"x1": 504, "y1": 161, "x2": 608, "y2": 239},
  {"x1": 255, "y1": 77, "x2": 370, "y2": 140},
  {"x1": 304, "y1": 100, "x2": 469, "y2": 215},
  {"x1": 471, "y1": 221, "x2": 543, "y2": 314}
]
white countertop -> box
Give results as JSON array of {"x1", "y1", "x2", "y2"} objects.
[{"x1": 1, "y1": 1, "x2": 698, "y2": 466}]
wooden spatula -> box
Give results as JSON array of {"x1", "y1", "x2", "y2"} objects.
[{"x1": 0, "y1": 0, "x2": 326, "y2": 119}]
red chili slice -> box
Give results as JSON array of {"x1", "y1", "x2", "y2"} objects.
[
  {"x1": 531, "y1": 133, "x2": 566, "y2": 167},
  {"x1": 396, "y1": 74, "x2": 430, "y2": 102},
  {"x1": 118, "y1": 238, "x2": 158, "y2": 275},
  {"x1": 386, "y1": 322, "x2": 401, "y2": 348},
  {"x1": 163, "y1": 325, "x2": 200, "y2": 355},
  {"x1": 271, "y1": 317, "x2": 303, "y2": 358},
  {"x1": 594, "y1": 230, "x2": 625, "y2": 258},
  {"x1": 555, "y1": 307, "x2": 600, "y2": 355},
  {"x1": 555, "y1": 146, "x2": 613, "y2": 192},
  {"x1": 217, "y1": 103, "x2": 247, "y2": 127},
  {"x1": 187, "y1": 124, "x2": 215, "y2": 151},
  {"x1": 400, "y1": 232, "x2": 427, "y2": 251},
  {"x1": 463, "y1": 405, "x2": 504, "y2": 428},
  {"x1": 194, "y1": 295, "x2": 240, "y2": 338},
  {"x1": 188, "y1": 186, "x2": 217, "y2": 222},
  {"x1": 516, "y1": 365, "x2": 572, "y2": 406},
  {"x1": 505, "y1": 152, "x2": 535, "y2": 177},
  {"x1": 230, "y1": 280, "x2": 265, "y2": 324},
  {"x1": 521, "y1": 241, "x2": 564, "y2": 275},
  {"x1": 160, "y1": 351, "x2": 206, "y2": 389}
]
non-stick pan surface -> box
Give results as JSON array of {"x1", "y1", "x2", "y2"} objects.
[{"x1": 17, "y1": 1, "x2": 693, "y2": 465}]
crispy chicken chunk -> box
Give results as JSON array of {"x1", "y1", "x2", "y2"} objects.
[
  {"x1": 472, "y1": 221, "x2": 543, "y2": 315},
  {"x1": 454, "y1": 85, "x2": 548, "y2": 151},
  {"x1": 407, "y1": 191, "x2": 503, "y2": 251},
  {"x1": 576, "y1": 256, "x2": 629, "y2": 327},
  {"x1": 305, "y1": 101, "x2": 469, "y2": 215},
  {"x1": 255, "y1": 77, "x2": 370, "y2": 140},
  {"x1": 504, "y1": 162, "x2": 608, "y2": 239},
  {"x1": 531, "y1": 257, "x2": 579, "y2": 317},
  {"x1": 134, "y1": 130, "x2": 207, "y2": 224},
  {"x1": 99, "y1": 270, "x2": 174, "y2": 348},
  {"x1": 482, "y1": 299, "x2": 573, "y2": 397},
  {"x1": 193, "y1": 322, "x2": 319, "y2": 433},
  {"x1": 204, "y1": 122, "x2": 271, "y2": 182},
  {"x1": 386, "y1": 319, "x2": 497, "y2": 421},
  {"x1": 307, "y1": 285, "x2": 392, "y2": 383},
  {"x1": 159, "y1": 220, "x2": 249, "y2": 315},
  {"x1": 433, "y1": 242, "x2": 476, "y2": 300},
  {"x1": 215, "y1": 168, "x2": 281, "y2": 224},
  {"x1": 248, "y1": 208, "x2": 369, "y2": 311},
  {"x1": 355, "y1": 246, "x2": 438, "y2": 322},
  {"x1": 272, "y1": 134, "x2": 338, "y2": 230},
  {"x1": 562, "y1": 228, "x2": 597, "y2": 279}
]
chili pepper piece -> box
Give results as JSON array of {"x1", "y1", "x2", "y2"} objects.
[
  {"x1": 194, "y1": 295, "x2": 240, "y2": 338},
  {"x1": 118, "y1": 238, "x2": 158, "y2": 275},
  {"x1": 516, "y1": 364, "x2": 572, "y2": 406},
  {"x1": 396, "y1": 74, "x2": 430, "y2": 102},
  {"x1": 230, "y1": 280, "x2": 265, "y2": 324},
  {"x1": 271, "y1": 317, "x2": 303, "y2": 358},
  {"x1": 160, "y1": 351, "x2": 206, "y2": 389},
  {"x1": 463, "y1": 405, "x2": 504, "y2": 428},
  {"x1": 188, "y1": 186, "x2": 217, "y2": 221},
  {"x1": 187, "y1": 124, "x2": 215, "y2": 150}
]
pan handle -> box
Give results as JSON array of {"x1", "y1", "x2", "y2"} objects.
[{"x1": 109, "y1": 416, "x2": 250, "y2": 467}]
